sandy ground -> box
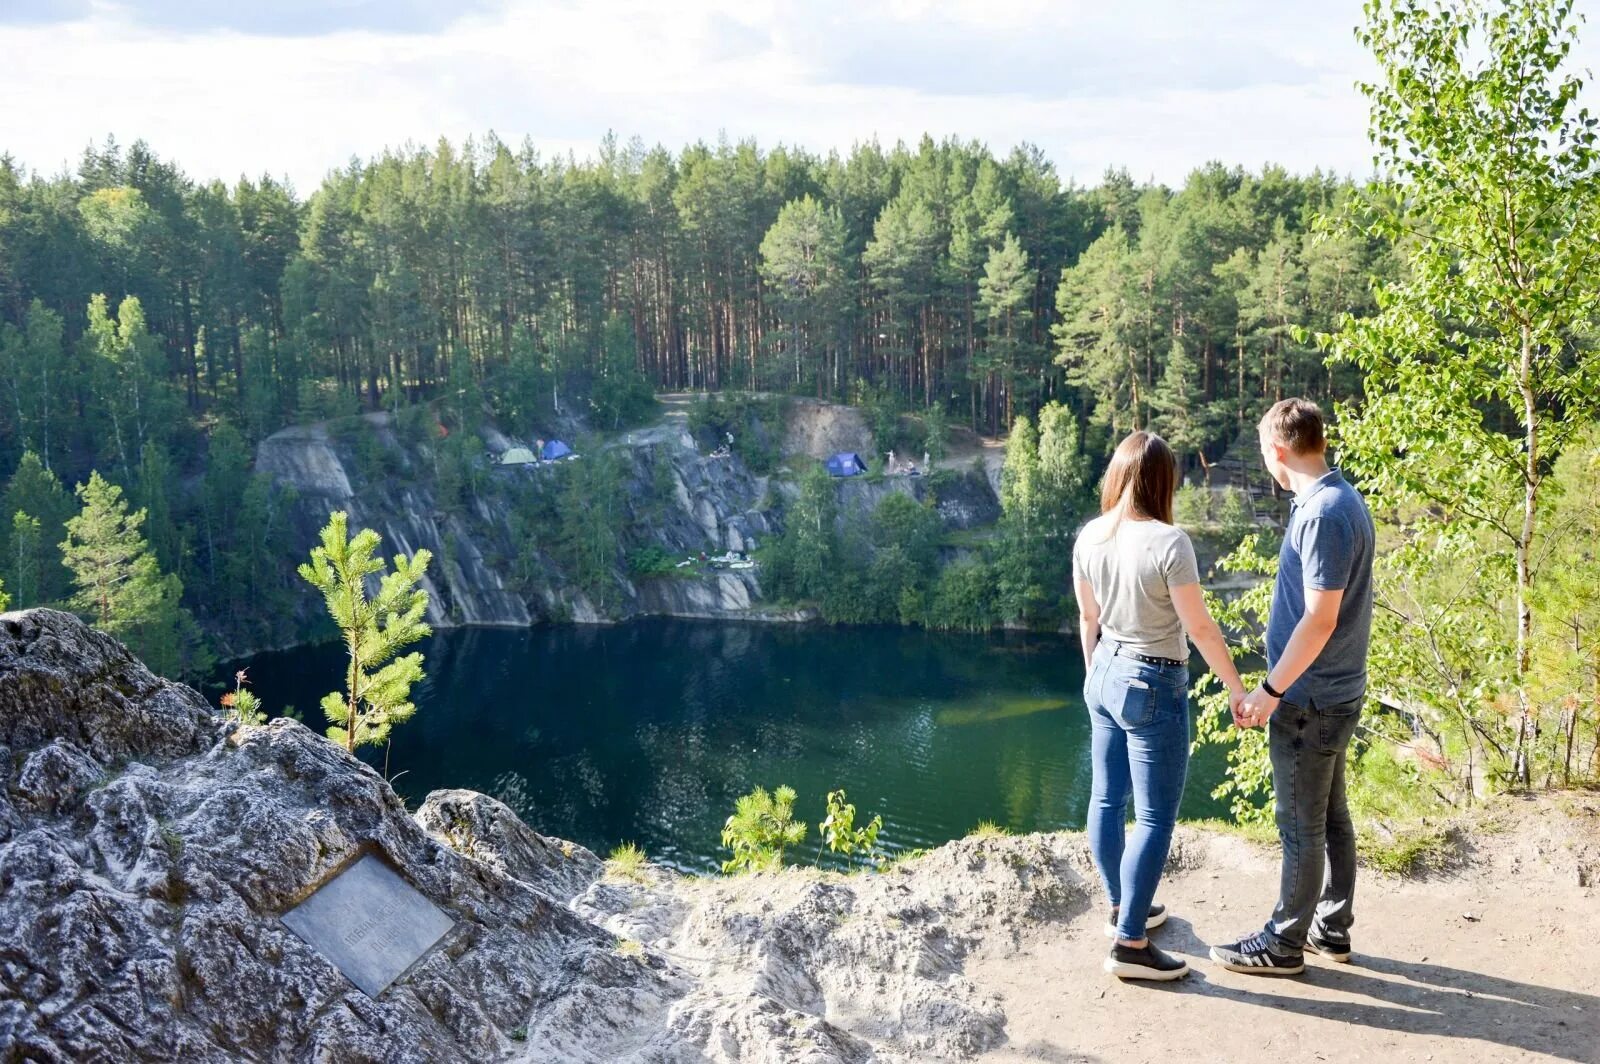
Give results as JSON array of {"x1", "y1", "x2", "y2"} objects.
[{"x1": 971, "y1": 796, "x2": 1600, "y2": 1064}]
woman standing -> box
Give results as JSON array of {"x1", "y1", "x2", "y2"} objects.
[{"x1": 1073, "y1": 431, "x2": 1246, "y2": 980}]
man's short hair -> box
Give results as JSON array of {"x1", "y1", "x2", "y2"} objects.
[{"x1": 1260, "y1": 398, "x2": 1326, "y2": 455}]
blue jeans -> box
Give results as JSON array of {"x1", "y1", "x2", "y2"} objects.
[{"x1": 1085, "y1": 644, "x2": 1191, "y2": 941}]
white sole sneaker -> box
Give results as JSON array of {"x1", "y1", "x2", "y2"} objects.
[
  {"x1": 1103, "y1": 954, "x2": 1189, "y2": 981},
  {"x1": 1103, "y1": 906, "x2": 1169, "y2": 938},
  {"x1": 1306, "y1": 939, "x2": 1352, "y2": 964},
  {"x1": 1208, "y1": 946, "x2": 1306, "y2": 975}
]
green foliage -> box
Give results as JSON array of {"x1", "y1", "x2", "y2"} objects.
[
  {"x1": 627, "y1": 545, "x2": 679, "y2": 578},
  {"x1": 1530, "y1": 426, "x2": 1600, "y2": 785},
  {"x1": 0, "y1": 116, "x2": 1420, "y2": 656},
  {"x1": 1191, "y1": 534, "x2": 1278, "y2": 824},
  {"x1": 920, "y1": 403, "x2": 950, "y2": 462},
  {"x1": 297, "y1": 511, "x2": 432, "y2": 752},
  {"x1": 552, "y1": 449, "x2": 627, "y2": 606},
  {"x1": 816, "y1": 789, "x2": 885, "y2": 870},
  {"x1": 83, "y1": 294, "x2": 177, "y2": 480},
  {"x1": 760, "y1": 196, "x2": 850, "y2": 391},
  {"x1": 924, "y1": 560, "x2": 998, "y2": 631},
  {"x1": 61, "y1": 471, "x2": 208, "y2": 680},
  {"x1": 1174, "y1": 483, "x2": 1210, "y2": 530},
  {"x1": 1, "y1": 451, "x2": 74, "y2": 606},
  {"x1": 220, "y1": 669, "x2": 268, "y2": 726},
  {"x1": 766, "y1": 463, "x2": 838, "y2": 602},
  {"x1": 586, "y1": 314, "x2": 658, "y2": 429},
  {"x1": 687, "y1": 393, "x2": 783, "y2": 474},
  {"x1": 1327, "y1": 0, "x2": 1600, "y2": 791},
  {"x1": 990, "y1": 407, "x2": 1090, "y2": 627},
  {"x1": 968, "y1": 820, "x2": 1010, "y2": 838},
  {"x1": 853, "y1": 379, "x2": 908, "y2": 454},
  {"x1": 7, "y1": 513, "x2": 41, "y2": 608},
  {"x1": 604, "y1": 842, "x2": 650, "y2": 884},
  {"x1": 720, "y1": 784, "x2": 807, "y2": 874}
]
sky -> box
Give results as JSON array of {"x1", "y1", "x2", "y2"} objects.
[{"x1": 1, "y1": 0, "x2": 1596, "y2": 195}]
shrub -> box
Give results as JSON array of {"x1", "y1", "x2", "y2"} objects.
[
  {"x1": 816, "y1": 789, "x2": 885, "y2": 869},
  {"x1": 628, "y1": 545, "x2": 678, "y2": 578},
  {"x1": 721, "y1": 784, "x2": 807, "y2": 873},
  {"x1": 924, "y1": 560, "x2": 997, "y2": 631}
]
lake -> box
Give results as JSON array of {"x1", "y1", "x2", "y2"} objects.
[{"x1": 228, "y1": 621, "x2": 1227, "y2": 873}]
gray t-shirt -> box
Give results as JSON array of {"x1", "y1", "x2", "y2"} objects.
[{"x1": 1072, "y1": 514, "x2": 1201, "y2": 662}]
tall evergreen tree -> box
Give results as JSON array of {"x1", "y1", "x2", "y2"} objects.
[{"x1": 61, "y1": 471, "x2": 206, "y2": 678}]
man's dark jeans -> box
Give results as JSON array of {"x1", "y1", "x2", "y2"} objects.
[{"x1": 1264, "y1": 696, "x2": 1363, "y2": 954}]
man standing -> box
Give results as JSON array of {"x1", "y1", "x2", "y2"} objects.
[{"x1": 1210, "y1": 398, "x2": 1376, "y2": 975}]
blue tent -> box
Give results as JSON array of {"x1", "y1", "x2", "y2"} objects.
[
  {"x1": 541, "y1": 439, "x2": 574, "y2": 461},
  {"x1": 825, "y1": 452, "x2": 866, "y2": 477}
]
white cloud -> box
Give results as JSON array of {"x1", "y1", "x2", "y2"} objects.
[{"x1": 0, "y1": 0, "x2": 1594, "y2": 194}]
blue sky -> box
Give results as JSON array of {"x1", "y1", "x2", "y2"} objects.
[{"x1": 2, "y1": 1, "x2": 1595, "y2": 193}]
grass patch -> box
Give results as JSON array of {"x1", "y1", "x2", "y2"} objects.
[
  {"x1": 614, "y1": 936, "x2": 645, "y2": 960},
  {"x1": 1182, "y1": 817, "x2": 1279, "y2": 846},
  {"x1": 937, "y1": 528, "x2": 996, "y2": 549},
  {"x1": 605, "y1": 842, "x2": 649, "y2": 884},
  {"x1": 968, "y1": 820, "x2": 1011, "y2": 839},
  {"x1": 881, "y1": 846, "x2": 931, "y2": 871},
  {"x1": 1357, "y1": 821, "x2": 1461, "y2": 876}
]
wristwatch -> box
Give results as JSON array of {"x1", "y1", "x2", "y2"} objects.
[{"x1": 1261, "y1": 678, "x2": 1285, "y2": 699}]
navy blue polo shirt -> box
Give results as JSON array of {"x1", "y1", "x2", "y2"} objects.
[{"x1": 1265, "y1": 468, "x2": 1376, "y2": 707}]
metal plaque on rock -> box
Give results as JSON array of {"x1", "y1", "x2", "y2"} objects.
[{"x1": 280, "y1": 852, "x2": 455, "y2": 998}]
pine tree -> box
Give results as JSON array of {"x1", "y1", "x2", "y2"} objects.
[
  {"x1": 1, "y1": 451, "x2": 74, "y2": 604},
  {"x1": 298, "y1": 511, "x2": 432, "y2": 753},
  {"x1": 976, "y1": 233, "x2": 1039, "y2": 431},
  {"x1": 61, "y1": 471, "x2": 206, "y2": 678},
  {"x1": 760, "y1": 195, "x2": 850, "y2": 390}
]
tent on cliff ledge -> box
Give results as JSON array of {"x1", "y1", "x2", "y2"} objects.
[
  {"x1": 541, "y1": 439, "x2": 574, "y2": 461},
  {"x1": 498, "y1": 446, "x2": 536, "y2": 465},
  {"x1": 825, "y1": 452, "x2": 866, "y2": 477}
]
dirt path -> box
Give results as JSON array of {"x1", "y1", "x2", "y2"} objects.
[{"x1": 971, "y1": 800, "x2": 1600, "y2": 1064}]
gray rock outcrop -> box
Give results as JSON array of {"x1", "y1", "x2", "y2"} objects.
[
  {"x1": 0, "y1": 610, "x2": 1087, "y2": 1062},
  {"x1": 256, "y1": 415, "x2": 787, "y2": 639}
]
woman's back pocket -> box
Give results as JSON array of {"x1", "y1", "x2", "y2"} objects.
[{"x1": 1107, "y1": 676, "x2": 1156, "y2": 729}]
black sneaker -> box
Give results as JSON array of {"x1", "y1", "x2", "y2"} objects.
[
  {"x1": 1305, "y1": 930, "x2": 1352, "y2": 963},
  {"x1": 1104, "y1": 902, "x2": 1169, "y2": 938},
  {"x1": 1208, "y1": 932, "x2": 1306, "y2": 976},
  {"x1": 1103, "y1": 941, "x2": 1189, "y2": 981}
]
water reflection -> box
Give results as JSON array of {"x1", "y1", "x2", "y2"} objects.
[{"x1": 228, "y1": 620, "x2": 1226, "y2": 872}]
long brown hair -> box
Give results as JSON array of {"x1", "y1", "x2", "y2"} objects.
[{"x1": 1098, "y1": 430, "x2": 1177, "y2": 530}]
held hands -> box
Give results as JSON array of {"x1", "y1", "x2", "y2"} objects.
[
  {"x1": 1236, "y1": 685, "x2": 1281, "y2": 729},
  {"x1": 1227, "y1": 687, "x2": 1246, "y2": 727}
]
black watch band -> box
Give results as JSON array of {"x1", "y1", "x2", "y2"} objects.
[{"x1": 1261, "y1": 678, "x2": 1285, "y2": 699}]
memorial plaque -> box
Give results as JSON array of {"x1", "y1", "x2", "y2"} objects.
[{"x1": 281, "y1": 853, "x2": 455, "y2": 998}]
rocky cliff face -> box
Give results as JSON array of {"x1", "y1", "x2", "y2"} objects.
[
  {"x1": 255, "y1": 415, "x2": 788, "y2": 635},
  {"x1": 252, "y1": 405, "x2": 1001, "y2": 643},
  {"x1": 0, "y1": 610, "x2": 1088, "y2": 1062}
]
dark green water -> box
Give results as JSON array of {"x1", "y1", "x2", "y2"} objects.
[{"x1": 228, "y1": 621, "x2": 1226, "y2": 872}]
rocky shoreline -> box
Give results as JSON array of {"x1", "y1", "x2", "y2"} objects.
[{"x1": 0, "y1": 609, "x2": 1073, "y2": 1062}]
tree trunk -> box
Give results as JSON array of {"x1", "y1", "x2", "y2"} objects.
[{"x1": 1512, "y1": 323, "x2": 1538, "y2": 786}]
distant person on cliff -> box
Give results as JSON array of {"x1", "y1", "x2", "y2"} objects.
[
  {"x1": 1210, "y1": 398, "x2": 1375, "y2": 976},
  {"x1": 1073, "y1": 431, "x2": 1248, "y2": 981}
]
